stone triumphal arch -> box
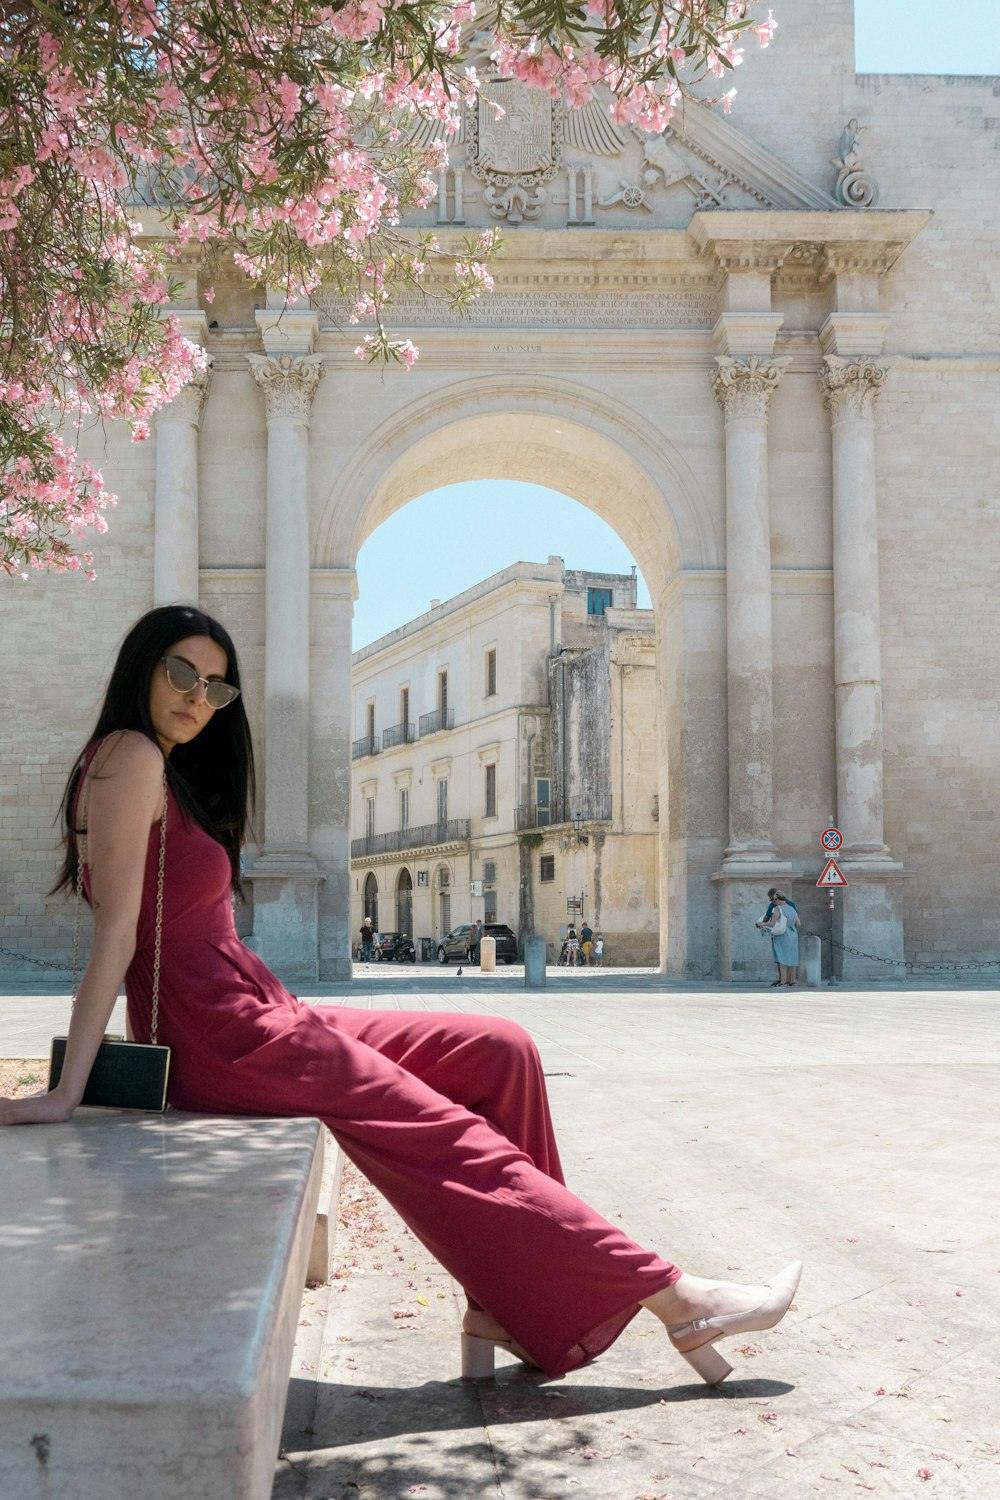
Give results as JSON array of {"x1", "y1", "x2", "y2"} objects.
[{"x1": 4, "y1": 3, "x2": 999, "y2": 984}]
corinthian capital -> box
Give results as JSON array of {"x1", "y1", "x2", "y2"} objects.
[
  {"x1": 819, "y1": 356, "x2": 889, "y2": 421},
  {"x1": 160, "y1": 360, "x2": 213, "y2": 427},
  {"x1": 249, "y1": 352, "x2": 324, "y2": 421},
  {"x1": 712, "y1": 356, "x2": 790, "y2": 420}
]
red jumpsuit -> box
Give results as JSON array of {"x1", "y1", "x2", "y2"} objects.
[{"x1": 109, "y1": 788, "x2": 680, "y2": 1377}]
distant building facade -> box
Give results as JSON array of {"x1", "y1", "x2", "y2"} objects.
[{"x1": 350, "y1": 560, "x2": 659, "y2": 964}]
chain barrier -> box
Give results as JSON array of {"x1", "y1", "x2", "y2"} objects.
[
  {"x1": 0, "y1": 942, "x2": 71, "y2": 975},
  {"x1": 802, "y1": 929, "x2": 1000, "y2": 976}
]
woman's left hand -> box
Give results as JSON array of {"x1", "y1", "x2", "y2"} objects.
[{"x1": 0, "y1": 1090, "x2": 75, "y2": 1126}]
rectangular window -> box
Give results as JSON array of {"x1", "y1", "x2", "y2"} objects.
[
  {"x1": 484, "y1": 890, "x2": 497, "y2": 922},
  {"x1": 438, "y1": 670, "x2": 448, "y2": 715},
  {"x1": 587, "y1": 587, "x2": 613, "y2": 616},
  {"x1": 539, "y1": 854, "x2": 555, "y2": 883},
  {"x1": 535, "y1": 777, "x2": 551, "y2": 827},
  {"x1": 483, "y1": 859, "x2": 496, "y2": 885},
  {"x1": 400, "y1": 686, "x2": 409, "y2": 725},
  {"x1": 366, "y1": 700, "x2": 375, "y2": 739},
  {"x1": 437, "y1": 777, "x2": 448, "y2": 825},
  {"x1": 399, "y1": 788, "x2": 409, "y2": 831},
  {"x1": 484, "y1": 763, "x2": 497, "y2": 818},
  {"x1": 485, "y1": 647, "x2": 497, "y2": 697},
  {"x1": 365, "y1": 797, "x2": 375, "y2": 839}
]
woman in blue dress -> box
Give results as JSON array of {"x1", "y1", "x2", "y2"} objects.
[{"x1": 760, "y1": 893, "x2": 800, "y2": 986}]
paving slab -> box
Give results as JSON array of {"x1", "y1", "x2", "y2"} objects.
[{"x1": 2, "y1": 977, "x2": 999, "y2": 1498}]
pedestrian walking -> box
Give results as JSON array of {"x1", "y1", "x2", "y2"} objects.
[
  {"x1": 0, "y1": 605, "x2": 802, "y2": 1389},
  {"x1": 580, "y1": 921, "x2": 594, "y2": 966},
  {"x1": 360, "y1": 916, "x2": 375, "y2": 962}
]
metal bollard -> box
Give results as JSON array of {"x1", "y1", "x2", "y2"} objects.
[{"x1": 523, "y1": 934, "x2": 546, "y2": 988}]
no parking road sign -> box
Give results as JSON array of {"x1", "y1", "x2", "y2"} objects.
[
  {"x1": 821, "y1": 826, "x2": 843, "y2": 852},
  {"x1": 817, "y1": 857, "x2": 848, "y2": 888}
]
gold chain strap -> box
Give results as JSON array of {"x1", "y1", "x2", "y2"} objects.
[
  {"x1": 72, "y1": 756, "x2": 169, "y2": 1043},
  {"x1": 150, "y1": 774, "x2": 168, "y2": 1044}
]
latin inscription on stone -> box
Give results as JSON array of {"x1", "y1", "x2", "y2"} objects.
[{"x1": 314, "y1": 289, "x2": 714, "y2": 330}]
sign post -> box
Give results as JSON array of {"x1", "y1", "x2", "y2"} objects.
[{"x1": 817, "y1": 828, "x2": 848, "y2": 984}]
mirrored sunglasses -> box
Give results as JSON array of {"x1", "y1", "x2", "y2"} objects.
[{"x1": 161, "y1": 655, "x2": 240, "y2": 710}]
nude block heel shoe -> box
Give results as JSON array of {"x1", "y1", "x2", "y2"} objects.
[
  {"x1": 461, "y1": 1333, "x2": 497, "y2": 1380},
  {"x1": 667, "y1": 1260, "x2": 802, "y2": 1387}
]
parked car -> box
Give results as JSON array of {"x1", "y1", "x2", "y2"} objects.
[
  {"x1": 436, "y1": 923, "x2": 518, "y2": 965},
  {"x1": 436, "y1": 924, "x2": 476, "y2": 964},
  {"x1": 374, "y1": 931, "x2": 416, "y2": 962}
]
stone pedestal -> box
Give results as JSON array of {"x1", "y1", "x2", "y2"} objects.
[
  {"x1": 713, "y1": 864, "x2": 795, "y2": 982},
  {"x1": 832, "y1": 866, "x2": 907, "y2": 982},
  {"x1": 245, "y1": 857, "x2": 325, "y2": 983}
]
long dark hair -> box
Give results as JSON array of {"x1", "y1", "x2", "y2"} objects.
[{"x1": 53, "y1": 605, "x2": 256, "y2": 897}]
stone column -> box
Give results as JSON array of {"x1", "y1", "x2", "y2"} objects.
[
  {"x1": 711, "y1": 352, "x2": 793, "y2": 979},
  {"x1": 245, "y1": 344, "x2": 326, "y2": 980},
  {"x1": 310, "y1": 568, "x2": 357, "y2": 980},
  {"x1": 153, "y1": 311, "x2": 211, "y2": 606},
  {"x1": 819, "y1": 346, "x2": 905, "y2": 976},
  {"x1": 819, "y1": 356, "x2": 891, "y2": 856},
  {"x1": 713, "y1": 354, "x2": 789, "y2": 862}
]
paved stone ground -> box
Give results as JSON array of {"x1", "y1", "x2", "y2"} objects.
[{"x1": 4, "y1": 972, "x2": 999, "y2": 1499}]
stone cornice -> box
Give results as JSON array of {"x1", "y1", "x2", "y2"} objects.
[
  {"x1": 690, "y1": 210, "x2": 933, "y2": 280},
  {"x1": 350, "y1": 840, "x2": 468, "y2": 868}
]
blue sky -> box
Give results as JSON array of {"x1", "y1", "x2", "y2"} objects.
[{"x1": 352, "y1": 2, "x2": 995, "y2": 651}]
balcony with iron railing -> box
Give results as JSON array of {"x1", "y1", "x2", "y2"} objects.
[
  {"x1": 350, "y1": 817, "x2": 470, "y2": 860},
  {"x1": 418, "y1": 706, "x2": 454, "y2": 737},
  {"x1": 515, "y1": 794, "x2": 613, "y2": 831},
  {"x1": 381, "y1": 721, "x2": 416, "y2": 750},
  {"x1": 351, "y1": 734, "x2": 380, "y2": 760}
]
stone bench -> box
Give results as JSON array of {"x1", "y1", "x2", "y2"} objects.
[{"x1": 0, "y1": 1110, "x2": 332, "y2": 1500}]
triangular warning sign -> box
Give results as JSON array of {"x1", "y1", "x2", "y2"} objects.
[{"x1": 817, "y1": 857, "x2": 848, "y2": 888}]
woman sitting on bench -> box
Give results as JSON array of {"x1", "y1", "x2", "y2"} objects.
[{"x1": 0, "y1": 605, "x2": 801, "y2": 1385}]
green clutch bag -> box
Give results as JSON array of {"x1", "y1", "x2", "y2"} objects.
[{"x1": 48, "y1": 1035, "x2": 170, "y2": 1112}]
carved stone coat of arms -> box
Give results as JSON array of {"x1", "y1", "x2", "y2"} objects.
[{"x1": 467, "y1": 75, "x2": 564, "y2": 223}]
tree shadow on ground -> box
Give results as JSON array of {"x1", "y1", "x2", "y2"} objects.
[{"x1": 275, "y1": 1373, "x2": 796, "y2": 1497}]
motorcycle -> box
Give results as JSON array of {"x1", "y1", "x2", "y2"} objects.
[{"x1": 377, "y1": 932, "x2": 417, "y2": 963}]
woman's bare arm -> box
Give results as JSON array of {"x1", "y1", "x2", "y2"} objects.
[{"x1": 0, "y1": 732, "x2": 164, "y2": 1125}]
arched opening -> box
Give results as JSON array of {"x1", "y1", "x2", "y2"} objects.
[
  {"x1": 363, "y1": 872, "x2": 379, "y2": 929},
  {"x1": 315, "y1": 380, "x2": 719, "y2": 980},
  {"x1": 396, "y1": 867, "x2": 413, "y2": 939}
]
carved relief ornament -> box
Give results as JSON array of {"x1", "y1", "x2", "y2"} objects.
[
  {"x1": 712, "y1": 356, "x2": 790, "y2": 420},
  {"x1": 248, "y1": 353, "x2": 324, "y2": 421},
  {"x1": 819, "y1": 356, "x2": 889, "y2": 421}
]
